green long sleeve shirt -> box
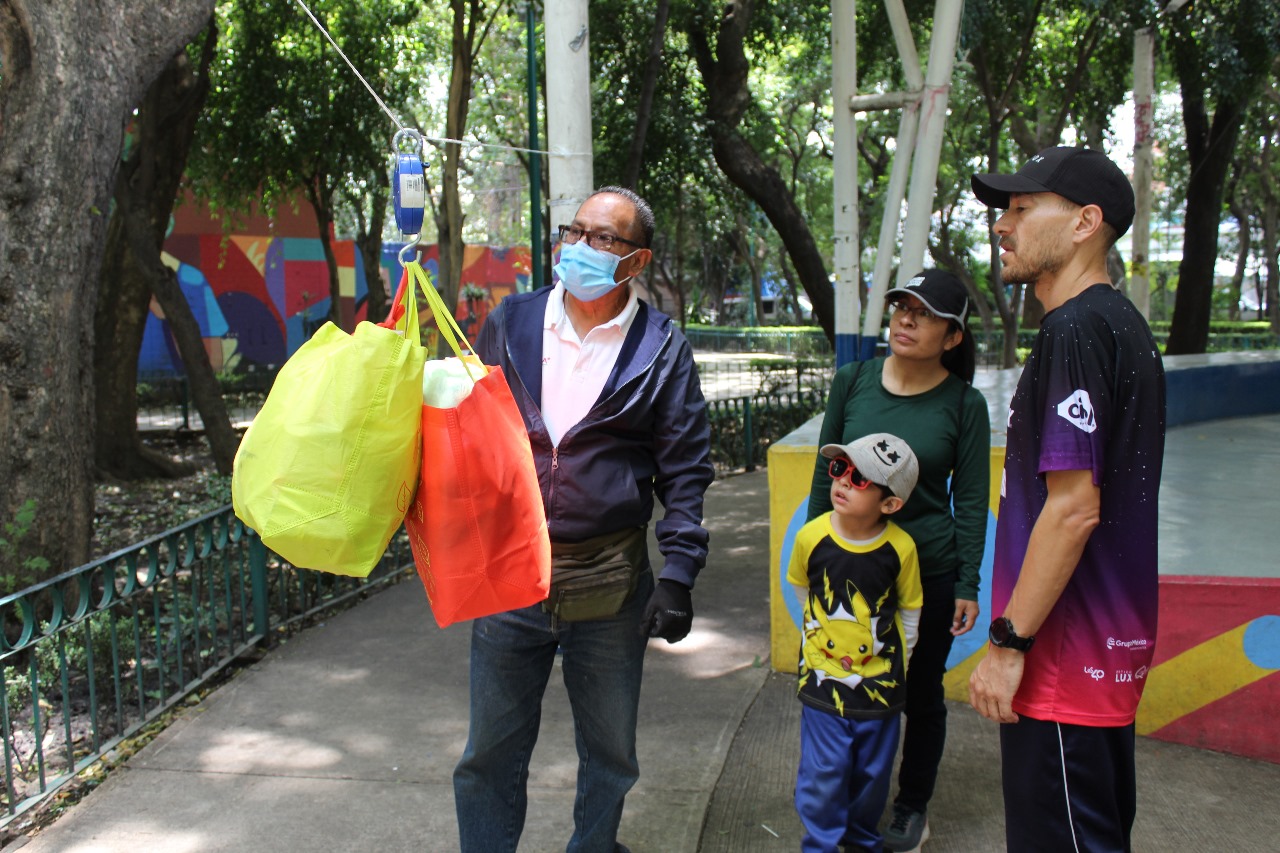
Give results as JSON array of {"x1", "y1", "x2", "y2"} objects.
[{"x1": 807, "y1": 358, "x2": 991, "y2": 600}]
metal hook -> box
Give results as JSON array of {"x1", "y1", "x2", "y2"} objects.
[
  {"x1": 398, "y1": 239, "x2": 421, "y2": 267},
  {"x1": 393, "y1": 127, "x2": 424, "y2": 156}
]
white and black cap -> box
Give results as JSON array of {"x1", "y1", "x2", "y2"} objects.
[
  {"x1": 885, "y1": 269, "x2": 969, "y2": 326},
  {"x1": 820, "y1": 433, "x2": 919, "y2": 502}
]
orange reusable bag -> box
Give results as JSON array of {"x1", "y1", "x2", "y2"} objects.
[{"x1": 400, "y1": 260, "x2": 551, "y2": 627}]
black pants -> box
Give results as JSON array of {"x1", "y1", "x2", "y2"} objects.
[
  {"x1": 893, "y1": 577, "x2": 957, "y2": 813},
  {"x1": 1001, "y1": 715, "x2": 1136, "y2": 853}
]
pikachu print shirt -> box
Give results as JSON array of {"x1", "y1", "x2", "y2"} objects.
[{"x1": 788, "y1": 515, "x2": 923, "y2": 719}]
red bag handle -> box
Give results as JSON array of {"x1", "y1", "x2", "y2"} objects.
[{"x1": 380, "y1": 267, "x2": 411, "y2": 329}]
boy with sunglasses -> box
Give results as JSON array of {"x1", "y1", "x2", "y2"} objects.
[{"x1": 787, "y1": 432, "x2": 924, "y2": 853}]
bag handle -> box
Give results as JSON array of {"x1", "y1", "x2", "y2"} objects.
[
  {"x1": 405, "y1": 260, "x2": 482, "y2": 384},
  {"x1": 380, "y1": 266, "x2": 422, "y2": 345}
]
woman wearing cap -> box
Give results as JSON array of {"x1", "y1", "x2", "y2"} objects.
[{"x1": 806, "y1": 268, "x2": 990, "y2": 852}]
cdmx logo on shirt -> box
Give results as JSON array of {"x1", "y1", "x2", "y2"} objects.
[{"x1": 1056, "y1": 389, "x2": 1097, "y2": 434}]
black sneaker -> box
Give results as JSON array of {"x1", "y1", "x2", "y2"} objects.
[{"x1": 882, "y1": 804, "x2": 929, "y2": 851}]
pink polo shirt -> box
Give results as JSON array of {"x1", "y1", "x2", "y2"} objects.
[{"x1": 541, "y1": 282, "x2": 639, "y2": 447}]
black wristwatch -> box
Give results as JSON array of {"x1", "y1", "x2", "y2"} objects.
[{"x1": 989, "y1": 616, "x2": 1035, "y2": 652}]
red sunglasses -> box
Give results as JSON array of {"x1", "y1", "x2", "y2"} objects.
[{"x1": 828, "y1": 457, "x2": 874, "y2": 490}]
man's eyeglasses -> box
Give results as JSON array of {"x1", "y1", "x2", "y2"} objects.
[
  {"x1": 887, "y1": 299, "x2": 941, "y2": 324},
  {"x1": 828, "y1": 457, "x2": 874, "y2": 490},
  {"x1": 558, "y1": 225, "x2": 643, "y2": 252}
]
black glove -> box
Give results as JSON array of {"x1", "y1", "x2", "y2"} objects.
[{"x1": 641, "y1": 579, "x2": 693, "y2": 643}]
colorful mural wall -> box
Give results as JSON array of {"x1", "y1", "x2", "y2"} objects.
[
  {"x1": 141, "y1": 236, "x2": 368, "y2": 377},
  {"x1": 379, "y1": 243, "x2": 532, "y2": 344},
  {"x1": 140, "y1": 236, "x2": 531, "y2": 378}
]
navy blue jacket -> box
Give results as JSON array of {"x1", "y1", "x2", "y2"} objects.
[{"x1": 475, "y1": 286, "x2": 714, "y2": 588}]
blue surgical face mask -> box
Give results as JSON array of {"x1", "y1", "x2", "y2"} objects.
[{"x1": 553, "y1": 240, "x2": 638, "y2": 302}]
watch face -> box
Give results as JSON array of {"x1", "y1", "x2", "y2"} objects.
[{"x1": 990, "y1": 617, "x2": 1030, "y2": 650}]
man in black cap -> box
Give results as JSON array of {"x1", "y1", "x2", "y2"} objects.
[{"x1": 967, "y1": 146, "x2": 1166, "y2": 852}]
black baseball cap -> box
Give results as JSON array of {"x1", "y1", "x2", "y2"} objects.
[
  {"x1": 885, "y1": 269, "x2": 969, "y2": 326},
  {"x1": 971, "y1": 146, "x2": 1135, "y2": 238}
]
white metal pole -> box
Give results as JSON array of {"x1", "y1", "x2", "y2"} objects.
[
  {"x1": 1131, "y1": 26, "x2": 1155, "y2": 318},
  {"x1": 832, "y1": 0, "x2": 860, "y2": 366},
  {"x1": 895, "y1": 0, "x2": 964, "y2": 286},
  {"x1": 862, "y1": 106, "x2": 920, "y2": 341},
  {"x1": 545, "y1": 0, "x2": 594, "y2": 235},
  {"x1": 862, "y1": 0, "x2": 924, "y2": 341}
]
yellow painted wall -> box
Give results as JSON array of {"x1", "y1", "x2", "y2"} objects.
[{"x1": 767, "y1": 419, "x2": 1005, "y2": 696}]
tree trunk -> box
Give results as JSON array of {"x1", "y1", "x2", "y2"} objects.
[
  {"x1": 777, "y1": 246, "x2": 802, "y2": 320},
  {"x1": 437, "y1": 0, "x2": 488, "y2": 354},
  {"x1": 1165, "y1": 103, "x2": 1243, "y2": 354},
  {"x1": 0, "y1": 0, "x2": 217, "y2": 582},
  {"x1": 97, "y1": 195, "x2": 173, "y2": 479},
  {"x1": 1261, "y1": 127, "x2": 1280, "y2": 330},
  {"x1": 621, "y1": 0, "x2": 670, "y2": 189},
  {"x1": 299, "y1": 175, "x2": 344, "y2": 330},
  {"x1": 1107, "y1": 244, "x2": 1126, "y2": 289},
  {"x1": 686, "y1": 2, "x2": 834, "y2": 342},
  {"x1": 357, "y1": 168, "x2": 391, "y2": 324},
  {"x1": 979, "y1": 162, "x2": 1019, "y2": 368},
  {"x1": 730, "y1": 212, "x2": 764, "y2": 326},
  {"x1": 96, "y1": 27, "x2": 237, "y2": 481},
  {"x1": 1166, "y1": 22, "x2": 1253, "y2": 355},
  {"x1": 1020, "y1": 285, "x2": 1046, "y2": 329},
  {"x1": 147, "y1": 244, "x2": 238, "y2": 475},
  {"x1": 1227, "y1": 203, "x2": 1250, "y2": 323},
  {"x1": 1264, "y1": 194, "x2": 1279, "y2": 330}
]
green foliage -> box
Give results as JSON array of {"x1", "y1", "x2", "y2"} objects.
[
  {"x1": 1166, "y1": 0, "x2": 1280, "y2": 104},
  {"x1": 4, "y1": 613, "x2": 139, "y2": 713},
  {"x1": 457, "y1": 7, "x2": 541, "y2": 248},
  {"x1": 212, "y1": 475, "x2": 233, "y2": 506},
  {"x1": 0, "y1": 500, "x2": 51, "y2": 595},
  {"x1": 686, "y1": 323, "x2": 822, "y2": 334},
  {"x1": 1148, "y1": 320, "x2": 1273, "y2": 334},
  {"x1": 460, "y1": 282, "x2": 489, "y2": 301},
  {"x1": 187, "y1": 0, "x2": 426, "y2": 229},
  {"x1": 170, "y1": 0, "x2": 1277, "y2": 352},
  {"x1": 749, "y1": 357, "x2": 829, "y2": 396},
  {"x1": 586, "y1": 0, "x2": 841, "y2": 325}
]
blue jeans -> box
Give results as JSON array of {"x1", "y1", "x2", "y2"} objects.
[
  {"x1": 454, "y1": 570, "x2": 653, "y2": 853},
  {"x1": 795, "y1": 704, "x2": 901, "y2": 853}
]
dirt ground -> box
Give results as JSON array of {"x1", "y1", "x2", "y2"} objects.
[{"x1": 92, "y1": 431, "x2": 230, "y2": 560}]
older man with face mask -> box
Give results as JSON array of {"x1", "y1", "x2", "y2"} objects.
[{"x1": 454, "y1": 186, "x2": 714, "y2": 853}]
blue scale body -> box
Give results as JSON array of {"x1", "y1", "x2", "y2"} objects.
[{"x1": 393, "y1": 146, "x2": 425, "y2": 236}]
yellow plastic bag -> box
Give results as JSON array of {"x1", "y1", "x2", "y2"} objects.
[{"x1": 231, "y1": 278, "x2": 426, "y2": 576}]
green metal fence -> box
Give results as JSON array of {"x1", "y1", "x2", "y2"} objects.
[
  {"x1": 0, "y1": 512, "x2": 411, "y2": 827},
  {"x1": 137, "y1": 373, "x2": 271, "y2": 431},
  {"x1": 683, "y1": 327, "x2": 833, "y2": 355},
  {"x1": 706, "y1": 390, "x2": 828, "y2": 473},
  {"x1": 0, "y1": 357, "x2": 826, "y2": 824},
  {"x1": 3, "y1": 380, "x2": 818, "y2": 824}
]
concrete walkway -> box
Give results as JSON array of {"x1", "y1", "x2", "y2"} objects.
[{"x1": 8, "y1": 420, "x2": 1280, "y2": 852}]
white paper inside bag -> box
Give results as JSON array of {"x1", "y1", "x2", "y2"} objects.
[{"x1": 422, "y1": 357, "x2": 478, "y2": 408}]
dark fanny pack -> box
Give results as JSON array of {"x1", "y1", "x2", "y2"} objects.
[{"x1": 543, "y1": 526, "x2": 649, "y2": 623}]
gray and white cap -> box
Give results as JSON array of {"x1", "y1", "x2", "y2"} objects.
[{"x1": 820, "y1": 432, "x2": 919, "y2": 502}]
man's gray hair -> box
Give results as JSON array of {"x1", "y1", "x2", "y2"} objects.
[{"x1": 589, "y1": 185, "x2": 655, "y2": 248}]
